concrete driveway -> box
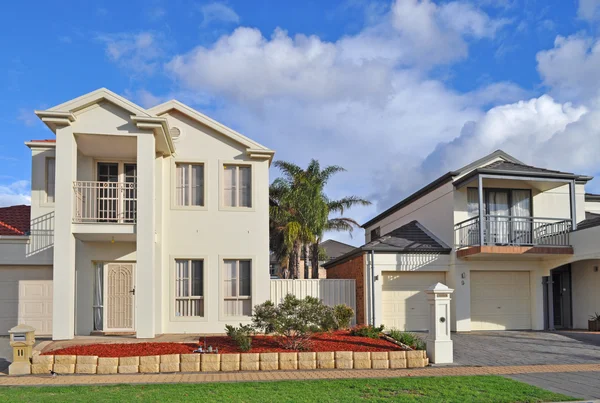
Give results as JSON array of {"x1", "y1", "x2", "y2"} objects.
[{"x1": 453, "y1": 331, "x2": 600, "y2": 400}]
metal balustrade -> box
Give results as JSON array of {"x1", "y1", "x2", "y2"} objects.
[
  {"x1": 73, "y1": 181, "x2": 137, "y2": 223},
  {"x1": 455, "y1": 215, "x2": 571, "y2": 248}
]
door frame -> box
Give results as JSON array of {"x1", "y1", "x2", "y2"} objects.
[
  {"x1": 550, "y1": 264, "x2": 573, "y2": 330},
  {"x1": 103, "y1": 261, "x2": 136, "y2": 332}
]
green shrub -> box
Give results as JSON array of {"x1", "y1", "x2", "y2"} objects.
[
  {"x1": 252, "y1": 294, "x2": 331, "y2": 350},
  {"x1": 350, "y1": 324, "x2": 384, "y2": 339},
  {"x1": 225, "y1": 324, "x2": 253, "y2": 352},
  {"x1": 333, "y1": 304, "x2": 354, "y2": 330},
  {"x1": 388, "y1": 328, "x2": 426, "y2": 350}
]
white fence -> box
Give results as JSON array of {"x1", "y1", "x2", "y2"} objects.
[{"x1": 270, "y1": 279, "x2": 356, "y2": 324}]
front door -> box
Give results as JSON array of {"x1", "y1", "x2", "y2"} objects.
[
  {"x1": 551, "y1": 265, "x2": 572, "y2": 329},
  {"x1": 106, "y1": 263, "x2": 135, "y2": 331}
]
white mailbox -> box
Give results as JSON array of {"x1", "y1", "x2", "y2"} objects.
[{"x1": 425, "y1": 282, "x2": 454, "y2": 364}]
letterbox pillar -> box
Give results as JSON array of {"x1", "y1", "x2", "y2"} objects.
[
  {"x1": 425, "y1": 283, "x2": 454, "y2": 364},
  {"x1": 8, "y1": 324, "x2": 36, "y2": 375}
]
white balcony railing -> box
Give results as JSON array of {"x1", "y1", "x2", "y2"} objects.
[{"x1": 73, "y1": 181, "x2": 137, "y2": 224}]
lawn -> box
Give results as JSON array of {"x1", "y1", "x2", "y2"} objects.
[{"x1": 0, "y1": 376, "x2": 575, "y2": 402}]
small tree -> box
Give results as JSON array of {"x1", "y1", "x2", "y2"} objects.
[{"x1": 252, "y1": 295, "x2": 329, "y2": 350}]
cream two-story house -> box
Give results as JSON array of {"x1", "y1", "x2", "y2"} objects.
[
  {"x1": 325, "y1": 150, "x2": 600, "y2": 332},
  {"x1": 0, "y1": 88, "x2": 274, "y2": 340}
]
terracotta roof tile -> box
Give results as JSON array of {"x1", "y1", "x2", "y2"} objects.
[{"x1": 0, "y1": 205, "x2": 31, "y2": 236}]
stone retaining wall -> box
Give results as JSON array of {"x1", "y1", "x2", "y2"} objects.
[{"x1": 29, "y1": 351, "x2": 428, "y2": 375}]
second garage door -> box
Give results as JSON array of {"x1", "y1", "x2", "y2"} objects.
[
  {"x1": 0, "y1": 266, "x2": 53, "y2": 336},
  {"x1": 470, "y1": 271, "x2": 531, "y2": 330},
  {"x1": 382, "y1": 271, "x2": 446, "y2": 331}
]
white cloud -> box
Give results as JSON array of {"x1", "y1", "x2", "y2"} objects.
[
  {"x1": 0, "y1": 180, "x2": 30, "y2": 207},
  {"x1": 147, "y1": 7, "x2": 166, "y2": 21},
  {"x1": 578, "y1": 0, "x2": 600, "y2": 21},
  {"x1": 97, "y1": 32, "x2": 166, "y2": 76},
  {"x1": 155, "y1": 0, "x2": 600, "y2": 245},
  {"x1": 17, "y1": 108, "x2": 37, "y2": 127},
  {"x1": 537, "y1": 34, "x2": 600, "y2": 101},
  {"x1": 199, "y1": 2, "x2": 240, "y2": 28}
]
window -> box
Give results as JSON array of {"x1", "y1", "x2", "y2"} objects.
[
  {"x1": 223, "y1": 165, "x2": 252, "y2": 208},
  {"x1": 46, "y1": 158, "x2": 55, "y2": 203},
  {"x1": 175, "y1": 259, "x2": 204, "y2": 317},
  {"x1": 223, "y1": 259, "x2": 252, "y2": 316},
  {"x1": 176, "y1": 163, "x2": 205, "y2": 206},
  {"x1": 370, "y1": 227, "x2": 380, "y2": 241}
]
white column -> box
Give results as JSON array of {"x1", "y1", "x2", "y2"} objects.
[
  {"x1": 136, "y1": 133, "x2": 156, "y2": 338},
  {"x1": 52, "y1": 125, "x2": 77, "y2": 340},
  {"x1": 425, "y1": 282, "x2": 454, "y2": 364}
]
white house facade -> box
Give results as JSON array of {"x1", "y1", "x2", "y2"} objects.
[
  {"x1": 0, "y1": 88, "x2": 274, "y2": 340},
  {"x1": 324, "y1": 150, "x2": 600, "y2": 332}
]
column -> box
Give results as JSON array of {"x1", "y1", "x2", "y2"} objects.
[
  {"x1": 136, "y1": 133, "x2": 156, "y2": 338},
  {"x1": 425, "y1": 283, "x2": 454, "y2": 364},
  {"x1": 52, "y1": 125, "x2": 77, "y2": 340}
]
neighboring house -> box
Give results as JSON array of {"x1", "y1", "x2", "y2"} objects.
[
  {"x1": 324, "y1": 150, "x2": 600, "y2": 332},
  {"x1": 270, "y1": 239, "x2": 355, "y2": 279},
  {"x1": 0, "y1": 88, "x2": 274, "y2": 340}
]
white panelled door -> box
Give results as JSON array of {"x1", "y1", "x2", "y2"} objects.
[
  {"x1": 470, "y1": 271, "x2": 531, "y2": 330},
  {"x1": 381, "y1": 271, "x2": 446, "y2": 331},
  {"x1": 106, "y1": 263, "x2": 135, "y2": 331},
  {"x1": 0, "y1": 267, "x2": 52, "y2": 336}
]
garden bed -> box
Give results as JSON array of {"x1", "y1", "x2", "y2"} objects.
[{"x1": 44, "y1": 331, "x2": 405, "y2": 357}]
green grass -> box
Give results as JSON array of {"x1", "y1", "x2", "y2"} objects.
[{"x1": 0, "y1": 376, "x2": 575, "y2": 402}]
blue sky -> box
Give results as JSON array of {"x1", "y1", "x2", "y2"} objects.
[{"x1": 2, "y1": 0, "x2": 600, "y2": 245}]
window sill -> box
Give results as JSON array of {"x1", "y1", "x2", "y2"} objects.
[
  {"x1": 219, "y1": 206, "x2": 255, "y2": 212},
  {"x1": 170, "y1": 316, "x2": 208, "y2": 322},
  {"x1": 170, "y1": 205, "x2": 208, "y2": 211}
]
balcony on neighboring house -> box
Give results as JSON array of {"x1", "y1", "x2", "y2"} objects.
[{"x1": 452, "y1": 159, "x2": 587, "y2": 259}]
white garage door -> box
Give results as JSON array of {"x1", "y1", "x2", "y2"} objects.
[
  {"x1": 382, "y1": 271, "x2": 445, "y2": 331},
  {"x1": 471, "y1": 271, "x2": 531, "y2": 330},
  {"x1": 0, "y1": 266, "x2": 53, "y2": 336}
]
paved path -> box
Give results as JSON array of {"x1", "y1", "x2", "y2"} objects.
[
  {"x1": 508, "y1": 371, "x2": 600, "y2": 401},
  {"x1": 0, "y1": 363, "x2": 599, "y2": 387}
]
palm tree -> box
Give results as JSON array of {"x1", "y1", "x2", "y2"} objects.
[{"x1": 270, "y1": 159, "x2": 370, "y2": 279}]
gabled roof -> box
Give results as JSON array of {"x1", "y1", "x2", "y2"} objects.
[
  {"x1": 320, "y1": 239, "x2": 356, "y2": 260},
  {"x1": 45, "y1": 88, "x2": 151, "y2": 117},
  {"x1": 323, "y1": 221, "x2": 451, "y2": 268},
  {"x1": 362, "y1": 149, "x2": 592, "y2": 229},
  {"x1": 148, "y1": 100, "x2": 273, "y2": 151},
  {"x1": 0, "y1": 205, "x2": 30, "y2": 236}
]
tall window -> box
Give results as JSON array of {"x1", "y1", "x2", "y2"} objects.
[
  {"x1": 223, "y1": 165, "x2": 252, "y2": 207},
  {"x1": 175, "y1": 259, "x2": 204, "y2": 317},
  {"x1": 223, "y1": 259, "x2": 252, "y2": 316},
  {"x1": 46, "y1": 158, "x2": 55, "y2": 203},
  {"x1": 176, "y1": 163, "x2": 204, "y2": 206}
]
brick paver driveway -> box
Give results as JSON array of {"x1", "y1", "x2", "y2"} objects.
[{"x1": 453, "y1": 331, "x2": 600, "y2": 400}]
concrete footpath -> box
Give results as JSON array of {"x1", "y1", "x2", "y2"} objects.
[{"x1": 0, "y1": 363, "x2": 599, "y2": 388}]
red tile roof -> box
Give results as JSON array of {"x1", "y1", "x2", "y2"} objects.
[{"x1": 0, "y1": 205, "x2": 31, "y2": 236}]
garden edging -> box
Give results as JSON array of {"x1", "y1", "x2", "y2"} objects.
[{"x1": 27, "y1": 350, "x2": 428, "y2": 375}]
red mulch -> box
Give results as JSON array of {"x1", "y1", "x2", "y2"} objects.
[{"x1": 44, "y1": 331, "x2": 404, "y2": 357}]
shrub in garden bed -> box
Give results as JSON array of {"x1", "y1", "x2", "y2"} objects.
[
  {"x1": 350, "y1": 324, "x2": 385, "y2": 339},
  {"x1": 225, "y1": 324, "x2": 253, "y2": 352},
  {"x1": 388, "y1": 329, "x2": 426, "y2": 350}
]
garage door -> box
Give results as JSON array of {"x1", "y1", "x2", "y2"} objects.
[
  {"x1": 382, "y1": 271, "x2": 445, "y2": 331},
  {"x1": 0, "y1": 266, "x2": 53, "y2": 336},
  {"x1": 471, "y1": 271, "x2": 531, "y2": 330}
]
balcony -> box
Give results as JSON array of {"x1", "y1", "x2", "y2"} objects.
[
  {"x1": 455, "y1": 215, "x2": 574, "y2": 258},
  {"x1": 72, "y1": 181, "x2": 137, "y2": 241}
]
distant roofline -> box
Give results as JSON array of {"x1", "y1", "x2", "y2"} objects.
[{"x1": 586, "y1": 193, "x2": 600, "y2": 202}]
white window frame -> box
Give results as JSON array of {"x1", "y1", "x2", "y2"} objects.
[
  {"x1": 219, "y1": 161, "x2": 254, "y2": 211},
  {"x1": 170, "y1": 255, "x2": 209, "y2": 322},
  {"x1": 220, "y1": 257, "x2": 254, "y2": 319},
  {"x1": 171, "y1": 159, "x2": 208, "y2": 210},
  {"x1": 45, "y1": 157, "x2": 56, "y2": 204}
]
